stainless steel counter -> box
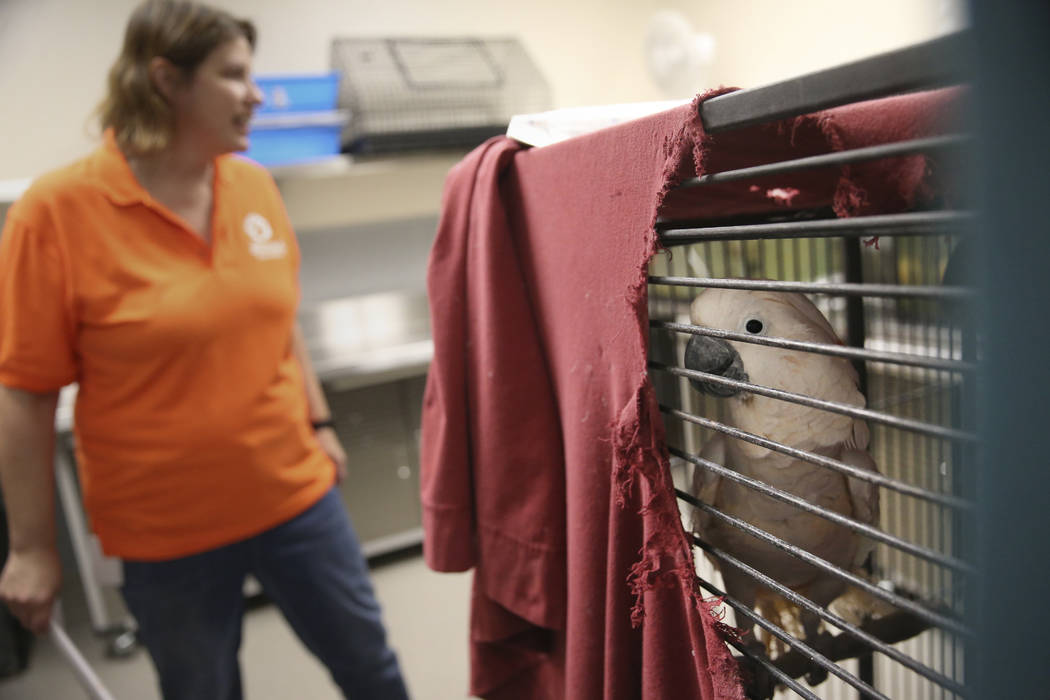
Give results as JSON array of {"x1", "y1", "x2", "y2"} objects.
[
  {"x1": 301, "y1": 290, "x2": 431, "y2": 557},
  {"x1": 295, "y1": 215, "x2": 436, "y2": 389},
  {"x1": 299, "y1": 290, "x2": 432, "y2": 390}
]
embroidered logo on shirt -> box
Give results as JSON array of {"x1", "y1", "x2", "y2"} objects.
[{"x1": 243, "y1": 213, "x2": 288, "y2": 260}]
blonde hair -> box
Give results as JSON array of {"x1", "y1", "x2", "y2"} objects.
[{"x1": 97, "y1": 0, "x2": 256, "y2": 155}]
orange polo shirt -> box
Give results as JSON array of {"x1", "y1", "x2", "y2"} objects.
[{"x1": 0, "y1": 132, "x2": 334, "y2": 560}]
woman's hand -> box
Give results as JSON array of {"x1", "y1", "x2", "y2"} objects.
[
  {"x1": 0, "y1": 546, "x2": 62, "y2": 634},
  {"x1": 315, "y1": 426, "x2": 348, "y2": 483}
]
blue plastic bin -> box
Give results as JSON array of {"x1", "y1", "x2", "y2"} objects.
[
  {"x1": 254, "y1": 72, "x2": 340, "y2": 114},
  {"x1": 244, "y1": 111, "x2": 348, "y2": 166}
]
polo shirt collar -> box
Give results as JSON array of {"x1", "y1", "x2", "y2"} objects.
[
  {"x1": 93, "y1": 129, "x2": 232, "y2": 206},
  {"x1": 92, "y1": 130, "x2": 150, "y2": 206}
]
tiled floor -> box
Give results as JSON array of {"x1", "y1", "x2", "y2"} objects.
[{"x1": 0, "y1": 551, "x2": 475, "y2": 699}]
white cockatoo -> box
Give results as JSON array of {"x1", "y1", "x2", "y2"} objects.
[{"x1": 684, "y1": 287, "x2": 879, "y2": 656}]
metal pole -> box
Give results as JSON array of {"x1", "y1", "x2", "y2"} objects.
[
  {"x1": 53, "y1": 441, "x2": 113, "y2": 634},
  {"x1": 49, "y1": 618, "x2": 118, "y2": 700}
]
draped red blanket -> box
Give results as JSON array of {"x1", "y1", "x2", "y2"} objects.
[{"x1": 421, "y1": 88, "x2": 959, "y2": 699}]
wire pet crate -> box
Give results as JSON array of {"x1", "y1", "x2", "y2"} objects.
[
  {"x1": 648, "y1": 33, "x2": 975, "y2": 699},
  {"x1": 331, "y1": 37, "x2": 551, "y2": 155}
]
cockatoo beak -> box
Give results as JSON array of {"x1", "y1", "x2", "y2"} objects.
[{"x1": 684, "y1": 334, "x2": 748, "y2": 397}]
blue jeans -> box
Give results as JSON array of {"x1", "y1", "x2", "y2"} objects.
[{"x1": 120, "y1": 488, "x2": 410, "y2": 700}]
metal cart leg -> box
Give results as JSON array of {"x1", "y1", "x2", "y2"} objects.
[
  {"x1": 53, "y1": 439, "x2": 137, "y2": 657},
  {"x1": 49, "y1": 612, "x2": 118, "y2": 700}
]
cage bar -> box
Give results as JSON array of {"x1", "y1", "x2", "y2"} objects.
[
  {"x1": 649, "y1": 276, "x2": 973, "y2": 302},
  {"x1": 653, "y1": 362, "x2": 976, "y2": 444},
  {"x1": 680, "y1": 491, "x2": 970, "y2": 638},
  {"x1": 690, "y1": 533, "x2": 967, "y2": 696},
  {"x1": 657, "y1": 212, "x2": 972, "y2": 244},
  {"x1": 670, "y1": 447, "x2": 972, "y2": 575},
  {"x1": 663, "y1": 406, "x2": 972, "y2": 511},
  {"x1": 697, "y1": 32, "x2": 968, "y2": 132},
  {"x1": 678, "y1": 135, "x2": 970, "y2": 189},
  {"x1": 650, "y1": 320, "x2": 976, "y2": 374}
]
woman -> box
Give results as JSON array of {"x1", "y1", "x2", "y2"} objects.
[{"x1": 0, "y1": 2, "x2": 410, "y2": 698}]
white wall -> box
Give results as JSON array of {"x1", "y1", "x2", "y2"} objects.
[
  {"x1": 0, "y1": 0, "x2": 668, "y2": 180},
  {"x1": 0, "y1": 0, "x2": 967, "y2": 181},
  {"x1": 675, "y1": 0, "x2": 968, "y2": 91}
]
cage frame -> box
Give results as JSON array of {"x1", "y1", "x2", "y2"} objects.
[{"x1": 649, "y1": 29, "x2": 978, "y2": 699}]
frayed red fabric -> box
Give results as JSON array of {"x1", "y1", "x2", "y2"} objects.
[{"x1": 421, "y1": 87, "x2": 960, "y2": 699}]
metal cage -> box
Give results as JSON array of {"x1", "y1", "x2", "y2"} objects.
[
  {"x1": 647, "y1": 33, "x2": 976, "y2": 699},
  {"x1": 331, "y1": 37, "x2": 551, "y2": 154}
]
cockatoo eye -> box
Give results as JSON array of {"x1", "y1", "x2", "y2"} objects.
[{"x1": 745, "y1": 319, "x2": 764, "y2": 334}]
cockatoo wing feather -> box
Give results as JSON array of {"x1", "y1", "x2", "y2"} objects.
[
  {"x1": 690, "y1": 434, "x2": 725, "y2": 536},
  {"x1": 841, "y1": 444, "x2": 880, "y2": 570}
]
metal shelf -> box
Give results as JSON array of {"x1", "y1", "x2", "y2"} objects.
[{"x1": 273, "y1": 151, "x2": 465, "y2": 231}]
